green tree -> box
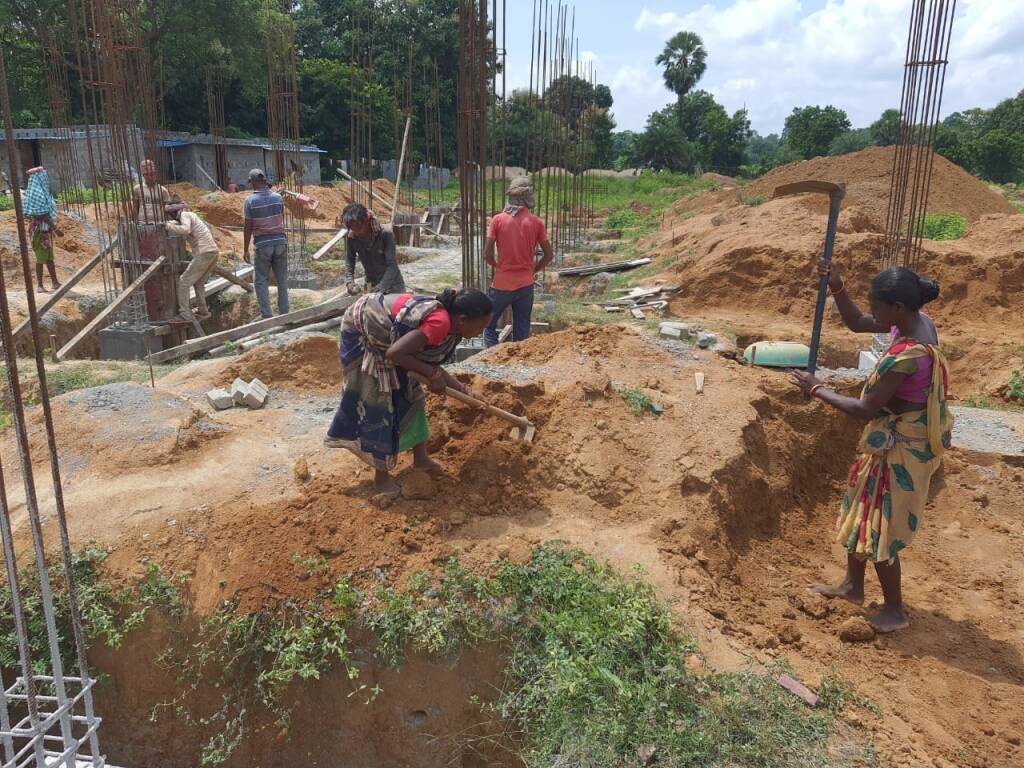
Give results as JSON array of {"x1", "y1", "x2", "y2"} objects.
[
  {"x1": 966, "y1": 128, "x2": 1024, "y2": 183},
  {"x1": 829, "y1": 128, "x2": 873, "y2": 156},
  {"x1": 677, "y1": 90, "x2": 750, "y2": 172},
  {"x1": 870, "y1": 109, "x2": 902, "y2": 146},
  {"x1": 632, "y1": 106, "x2": 695, "y2": 172},
  {"x1": 783, "y1": 105, "x2": 852, "y2": 159},
  {"x1": 656, "y1": 31, "x2": 707, "y2": 126}
]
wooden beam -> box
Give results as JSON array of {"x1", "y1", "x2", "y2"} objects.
[
  {"x1": 390, "y1": 117, "x2": 412, "y2": 225},
  {"x1": 210, "y1": 265, "x2": 254, "y2": 292},
  {"x1": 313, "y1": 228, "x2": 348, "y2": 260},
  {"x1": 145, "y1": 294, "x2": 356, "y2": 364},
  {"x1": 12, "y1": 237, "x2": 118, "y2": 341},
  {"x1": 195, "y1": 160, "x2": 222, "y2": 192},
  {"x1": 335, "y1": 167, "x2": 394, "y2": 213},
  {"x1": 56, "y1": 256, "x2": 167, "y2": 361}
]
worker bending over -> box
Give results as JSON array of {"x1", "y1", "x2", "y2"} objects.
[
  {"x1": 482, "y1": 176, "x2": 553, "y2": 347},
  {"x1": 342, "y1": 203, "x2": 406, "y2": 295},
  {"x1": 164, "y1": 200, "x2": 219, "y2": 322}
]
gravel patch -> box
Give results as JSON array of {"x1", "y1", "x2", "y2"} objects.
[
  {"x1": 448, "y1": 360, "x2": 549, "y2": 385},
  {"x1": 951, "y1": 406, "x2": 1024, "y2": 456}
]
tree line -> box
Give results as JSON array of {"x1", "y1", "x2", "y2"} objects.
[{"x1": 618, "y1": 30, "x2": 1024, "y2": 184}]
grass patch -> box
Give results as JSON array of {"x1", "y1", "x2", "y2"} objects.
[
  {"x1": 736, "y1": 191, "x2": 767, "y2": 206},
  {"x1": 1008, "y1": 370, "x2": 1024, "y2": 404},
  {"x1": 1014, "y1": 201, "x2": 1024, "y2": 214},
  {"x1": 918, "y1": 212, "x2": 966, "y2": 241},
  {"x1": 0, "y1": 194, "x2": 13, "y2": 212},
  {"x1": 5, "y1": 543, "x2": 860, "y2": 766},
  {"x1": 617, "y1": 385, "x2": 659, "y2": 416},
  {"x1": 532, "y1": 295, "x2": 614, "y2": 327}
]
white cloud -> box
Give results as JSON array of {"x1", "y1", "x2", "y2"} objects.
[{"x1": 621, "y1": 0, "x2": 1024, "y2": 134}]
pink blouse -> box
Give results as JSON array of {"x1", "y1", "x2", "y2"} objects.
[{"x1": 890, "y1": 325, "x2": 933, "y2": 403}]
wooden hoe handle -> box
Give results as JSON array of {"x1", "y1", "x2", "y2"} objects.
[{"x1": 412, "y1": 372, "x2": 532, "y2": 429}]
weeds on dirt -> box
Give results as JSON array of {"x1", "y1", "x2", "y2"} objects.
[
  {"x1": 0, "y1": 195, "x2": 13, "y2": 212},
  {"x1": 1007, "y1": 370, "x2": 1024, "y2": 403},
  {"x1": 736, "y1": 190, "x2": 767, "y2": 206},
  {"x1": 917, "y1": 212, "x2": 966, "y2": 241},
  {"x1": 0, "y1": 546, "x2": 183, "y2": 674},
  {"x1": 617, "y1": 385, "x2": 656, "y2": 416},
  {"x1": 17, "y1": 544, "x2": 858, "y2": 767}
]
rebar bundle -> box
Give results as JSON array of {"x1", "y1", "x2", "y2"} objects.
[
  {"x1": 881, "y1": 0, "x2": 957, "y2": 272},
  {"x1": 0, "y1": 46, "x2": 106, "y2": 768},
  {"x1": 456, "y1": 0, "x2": 504, "y2": 289},
  {"x1": 206, "y1": 66, "x2": 229, "y2": 190},
  {"x1": 349, "y1": 4, "x2": 376, "y2": 208},
  {"x1": 265, "y1": 0, "x2": 311, "y2": 283}
]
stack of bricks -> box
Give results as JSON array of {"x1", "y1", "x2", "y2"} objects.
[{"x1": 206, "y1": 377, "x2": 269, "y2": 410}]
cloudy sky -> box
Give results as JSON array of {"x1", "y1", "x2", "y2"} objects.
[{"x1": 502, "y1": 0, "x2": 1024, "y2": 135}]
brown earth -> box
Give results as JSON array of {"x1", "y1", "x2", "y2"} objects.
[
  {"x1": 3, "y1": 325, "x2": 1021, "y2": 767},
  {"x1": 633, "y1": 148, "x2": 1024, "y2": 399},
  {"x1": 745, "y1": 146, "x2": 1016, "y2": 230},
  {"x1": 189, "y1": 180, "x2": 406, "y2": 229}
]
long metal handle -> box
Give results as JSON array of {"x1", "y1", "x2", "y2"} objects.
[
  {"x1": 411, "y1": 372, "x2": 531, "y2": 428},
  {"x1": 807, "y1": 192, "x2": 843, "y2": 378}
]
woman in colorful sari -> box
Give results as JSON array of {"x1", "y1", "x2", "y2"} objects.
[
  {"x1": 325, "y1": 288, "x2": 494, "y2": 496},
  {"x1": 23, "y1": 167, "x2": 63, "y2": 293},
  {"x1": 792, "y1": 263, "x2": 952, "y2": 633}
]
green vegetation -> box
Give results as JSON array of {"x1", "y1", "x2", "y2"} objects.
[
  {"x1": 57, "y1": 185, "x2": 126, "y2": 207},
  {"x1": 2, "y1": 543, "x2": 863, "y2": 767},
  {"x1": 918, "y1": 213, "x2": 967, "y2": 241},
  {"x1": 737, "y1": 190, "x2": 767, "y2": 207},
  {"x1": 1008, "y1": 370, "x2": 1024, "y2": 404},
  {"x1": 0, "y1": 195, "x2": 14, "y2": 212},
  {"x1": 617, "y1": 386, "x2": 656, "y2": 416},
  {"x1": 0, "y1": 547, "x2": 184, "y2": 674}
]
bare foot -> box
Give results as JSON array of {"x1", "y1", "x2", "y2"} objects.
[
  {"x1": 374, "y1": 471, "x2": 401, "y2": 497},
  {"x1": 808, "y1": 581, "x2": 865, "y2": 605},
  {"x1": 51, "y1": 282, "x2": 61, "y2": 290},
  {"x1": 412, "y1": 455, "x2": 444, "y2": 474},
  {"x1": 37, "y1": 284, "x2": 50, "y2": 294},
  {"x1": 867, "y1": 606, "x2": 909, "y2": 634}
]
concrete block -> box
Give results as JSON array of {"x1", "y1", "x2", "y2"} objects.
[
  {"x1": 231, "y1": 378, "x2": 249, "y2": 406},
  {"x1": 659, "y1": 322, "x2": 691, "y2": 340},
  {"x1": 858, "y1": 350, "x2": 878, "y2": 371},
  {"x1": 98, "y1": 326, "x2": 160, "y2": 361},
  {"x1": 697, "y1": 332, "x2": 717, "y2": 349},
  {"x1": 206, "y1": 388, "x2": 234, "y2": 411},
  {"x1": 244, "y1": 378, "x2": 269, "y2": 409}
]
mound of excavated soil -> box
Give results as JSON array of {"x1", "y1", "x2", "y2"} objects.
[
  {"x1": 193, "y1": 180, "x2": 404, "y2": 229},
  {"x1": 746, "y1": 146, "x2": 1015, "y2": 231},
  {"x1": 0, "y1": 211, "x2": 101, "y2": 275},
  {"x1": 31, "y1": 382, "x2": 226, "y2": 473}
]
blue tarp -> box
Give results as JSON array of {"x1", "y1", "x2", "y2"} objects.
[{"x1": 157, "y1": 139, "x2": 192, "y2": 148}]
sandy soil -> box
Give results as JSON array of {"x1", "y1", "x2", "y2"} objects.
[
  {"x1": 2, "y1": 324, "x2": 1021, "y2": 767},
  {"x1": 627, "y1": 147, "x2": 1024, "y2": 400}
]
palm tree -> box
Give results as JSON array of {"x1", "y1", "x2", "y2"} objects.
[{"x1": 656, "y1": 31, "x2": 708, "y2": 126}]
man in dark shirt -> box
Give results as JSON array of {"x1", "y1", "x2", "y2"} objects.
[{"x1": 342, "y1": 203, "x2": 405, "y2": 294}]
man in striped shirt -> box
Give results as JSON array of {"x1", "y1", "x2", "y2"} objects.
[{"x1": 243, "y1": 169, "x2": 289, "y2": 318}]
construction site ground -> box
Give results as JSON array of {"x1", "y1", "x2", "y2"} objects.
[{"x1": 1, "y1": 147, "x2": 1022, "y2": 768}]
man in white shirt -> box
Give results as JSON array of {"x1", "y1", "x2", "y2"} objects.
[{"x1": 163, "y1": 200, "x2": 219, "y2": 322}]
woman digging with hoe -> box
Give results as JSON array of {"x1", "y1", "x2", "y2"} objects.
[
  {"x1": 791, "y1": 262, "x2": 952, "y2": 633},
  {"x1": 325, "y1": 288, "x2": 493, "y2": 497}
]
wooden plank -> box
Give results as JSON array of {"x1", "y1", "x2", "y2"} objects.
[
  {"x1": 209, "y1": 265, "x2": 254, "y2": 292},
  {"x1": 195, "y1": 160, "x2": 221, "y2": 191},
  {"x1": 695, "y1": 371, "x2": 706, "y2": 395},
  {"x1": 56, "y1": 255, "x2": 167, "y2": 361},
  {"x1": 146, "y1": 294, "x2": 356, "y2": 364},
  {"x1": 12, "y1": 237, "x2": 118, "y2": 341},
  {"x1": 313, "y1": 228, "x2": 348, "y2": 260},
  {"x1": 555, "y1": 258, "x2": 652, "y2": 277},
  {"x1": 390, "y1": 117, "x2": 412, "y2": 225},
  {"x1": 335, "y1": 167, "x2": 395, "y2": 213}
]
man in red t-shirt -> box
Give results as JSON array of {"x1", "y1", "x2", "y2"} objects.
[{"x1": 482, "y1": 176, "x2": 554, "y2": 347}]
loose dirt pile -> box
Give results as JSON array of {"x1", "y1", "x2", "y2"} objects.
[
  {"x1": 5, "y1": 326, "x2": 1021, "y2": 767},
  {"x1": 632, "y1": 148, "x2": 1024, "y2": 398},
  {"x1": 191, "y1": 180, "x2": 405, "y2": 228},
  {"x1": 745, "y1": 146, "x2": 1015, "y2": 230},
  {"x1": 0, "y1": 211, "x2": 101, "y2": 275}
]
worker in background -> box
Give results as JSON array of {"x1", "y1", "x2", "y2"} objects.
[
  {"x1": 482, "y1": 176, "x2": 553, "y2": 347},
  {"x1": 243, "y1": 169, "x2": 289, "y2": 318},
  {"x1": 341, "y1": 203, "x2": 405, "y2": 296},
  {"x1": 163, "y1": 199, "x2": 219, "y2": 322},
  {"x1": 132, "y1": 159, "x2": 171, "y2": 225},
  {"x1": 23, "y1": 166, "x2": 62, "y2": 293}
]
